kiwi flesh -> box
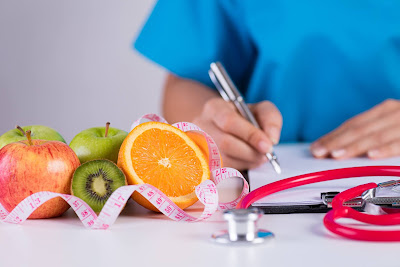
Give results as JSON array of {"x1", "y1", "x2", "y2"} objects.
[{"x1": 71, "y1": 159, "x2": 127, "y2": 213}]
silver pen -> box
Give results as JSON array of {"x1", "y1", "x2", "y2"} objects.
[{"x1": 208, "y1": 61, "x2": 281, "y2": 174}]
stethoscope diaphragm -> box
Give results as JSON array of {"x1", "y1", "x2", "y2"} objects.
[{"x1": 211, "y1": 208, "x2": 274, "y2": 245}]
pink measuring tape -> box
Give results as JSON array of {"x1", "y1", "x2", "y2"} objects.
[{"x1": 0, "y1": 114, "x2": 249, "y2": 229}]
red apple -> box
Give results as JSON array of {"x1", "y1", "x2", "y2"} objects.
[{"x1": 0, "y1": 130, "x2": 80, "y2": 219}]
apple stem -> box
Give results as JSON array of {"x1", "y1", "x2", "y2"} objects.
[
  {"x1": 105, "y1": 122, "x2": 110, "y2": 137},
  {"x1": 16, "y1": 125, "x2": 26, "y2": 136},
  {"x1": 26, "y1": 130, "x2": 33, "y2": 146}
]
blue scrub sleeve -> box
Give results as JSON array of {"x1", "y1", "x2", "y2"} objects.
[{"x1": 134, "y1": 0, "x2": 255, "y2": 90}]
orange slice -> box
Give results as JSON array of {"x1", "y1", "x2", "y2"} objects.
[{"x1": 117, "y1": 122, "x2": 210, "y2": 211}]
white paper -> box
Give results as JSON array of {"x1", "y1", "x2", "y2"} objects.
[{"x1": 249, "y1": 143, "x2": 400, "y2": 206}]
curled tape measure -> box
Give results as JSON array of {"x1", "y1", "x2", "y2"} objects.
[{"x1": 0, "y1": 114, "x2": 249, "y2": 229}]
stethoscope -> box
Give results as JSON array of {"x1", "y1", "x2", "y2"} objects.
[{"x1": 212, "y1": 166, "x2": 400, "y2": 244}]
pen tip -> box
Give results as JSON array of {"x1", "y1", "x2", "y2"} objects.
[{"x1": 271, "y1": 160, "x2": 282, "y2": 174}]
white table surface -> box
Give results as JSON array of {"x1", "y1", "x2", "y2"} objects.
[{"x1": 2, "y1": 191, "x2": 400, "y2": 267}]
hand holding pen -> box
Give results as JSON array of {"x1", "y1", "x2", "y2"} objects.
[
  {"x1": 207, "y1": 62, "x2": 281, "y2": 173},
  {"x1": 192, "y1": 97, "x2": 282, "y2": 171}
]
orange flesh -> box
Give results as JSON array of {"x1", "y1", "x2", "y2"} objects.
[{"x1": 130, "y1": 128, "x2": 203, "y2": 197}]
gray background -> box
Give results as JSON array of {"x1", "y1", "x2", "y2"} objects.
[{"x1": 0, "y1": 0, "x2": 164, "y2": 142}]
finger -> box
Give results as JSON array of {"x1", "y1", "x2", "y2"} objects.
[
  {"x1": 216, "y1": 133, "x2": 267, "y2": 164},
  {"x1": 221, "y1": 154, "x2": 267, "y2": 171},
  {"x1": 311, "y1": 99, "x2": 398, "y2": 150},
  {"x1": 192, "y1": 115, "x2": 266, "y2": 166},
  {"x1": 205, "y1": 99, "x2": 273, "y2": 154},
  {"x1": 329, "y1": 123, "x2": 400, "y2": 159},
  {"x1": 311, "y1": 99, "x2": 400, "y2": 157},
  {"x1": 335, "y1": 99, "x2": 400, "y2": 132},
  {"x1": 311, "y1": 122, "x2": 361, "y2": 158},
  {"x1": 367, "y1": 139, "x2": 400, "y2": 159},
  {"x1": 326, "y1": 110, "x2": 400, "y2": 159},
  {"x1": 366, "y1": 124, "x2": 400, "y2": 159},
  {"x1": 251, "y1": 101, "x2": 283, "y2": 144}
]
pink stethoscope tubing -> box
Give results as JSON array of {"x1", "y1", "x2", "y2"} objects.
[{"x1": 237, "y1": 166, "x2": 400, "y2": 242}]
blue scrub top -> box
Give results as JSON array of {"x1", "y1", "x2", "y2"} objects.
[{"x1": 135, "y1": 0, "x2": 400, "y2": 142}]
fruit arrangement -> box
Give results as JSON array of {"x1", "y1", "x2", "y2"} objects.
[{"x1": 0, "y1": 119, "x2": 213, "y2": 220}]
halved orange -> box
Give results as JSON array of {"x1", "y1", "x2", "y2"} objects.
[{"x1": 117, "y1": 122, "x2": 210, "y2": 211}]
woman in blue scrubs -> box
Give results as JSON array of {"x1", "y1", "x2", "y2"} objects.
[{"x1": 135, "y1": 0, "x2": 400, "y2": 170}]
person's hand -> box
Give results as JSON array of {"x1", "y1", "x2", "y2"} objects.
[
  {"x1": 192, "y1": 98, "x2": 282, "y2": 170},
  {"x1": 311, "y1": 99, "x2": 400, "y2": 160}
]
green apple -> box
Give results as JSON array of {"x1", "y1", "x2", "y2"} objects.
[
  {"x1": 69, "y1": 122, "x2": 128, "y2": 164},
  {"x1": 0, "y1": 125, "x2": 66, "y2": 150}
]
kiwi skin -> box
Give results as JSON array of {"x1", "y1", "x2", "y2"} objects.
[{"x1": 71, "y1": 159, "x2": 127, "y2": 213}]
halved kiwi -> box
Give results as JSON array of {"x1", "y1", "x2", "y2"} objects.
[{"x1": 71, "y1": 159, "x2": 127, "y2": 213}]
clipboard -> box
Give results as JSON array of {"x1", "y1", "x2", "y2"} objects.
[{"x1": 243, "y1": 172, "x2": 341, "y2": 214}]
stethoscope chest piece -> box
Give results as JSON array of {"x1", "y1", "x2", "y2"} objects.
[{"x1": 211, "y1": 208, "x2": 274, "y2": 245}]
